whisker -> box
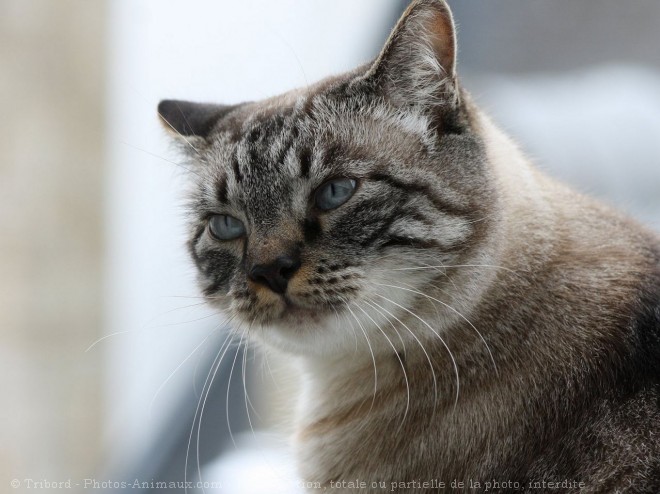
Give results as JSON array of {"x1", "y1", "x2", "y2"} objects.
[
  {"x1": 224, "y1": 331, "x2": 246, "y2": 449},
  {"x1": 373, "y1": 282, "x2": 498, "y2": 376},
  {"x1": 391, "y1": 263, "x2": 519, "y2": 276},
  {"x1": 367, "y1": 299, "x2": 408, "y2": 357},
  {"x1": 120, "y1": 139, "x2": 203, "y2": 179},
  {"x1": 161, "y1": 295, "x2": 210, "y2": 300},
  {"x1": 85, "y1": 330, "x2": 132, "y2": 353},
  {"x1": 86, "y1": 307, "x2": 224, "y2": 354},
  {"x1": 152, "y1": 311, "x2": 222, "y2": 328},
  {"x1": 418, "y1": 259, "x2": 461, "y2": 295},
  {"x1": 260, "y1": 344, "x2": 281, "y2": 391},
  {"x1": 160, "y1": 104, "x2": 203, "y2": 158},
  {"x1": 462, "y1": 211, "x2": 500, "y2": 225},
  {"x1": 197, "y1": 330, "x2": 244, "y2": 494},
  {"x1": 185, "y1": 330, "x2": 235, "y2": 494},
  {"x1": 268, "y1": 27, "x2": 310, "y2": 89},
  {"x1": 142, "y1": 301, "x2": 220, "y2": 331},
  {"x1": 364, "y1": 298, "x2": 439, "y2": 415},
  {"x1": 334, "y1": 303, "x2": 359, "y2": 353},
  {"x1": 241, "y1": 324, "x2": 263, "y2": 422},
  {"x1": 372, "y1": 292, "x2": 460, "y2": 408},
  {"x1": 344, "y1": 301, "x2": 379, "y2": 415},
  {"x1": 243, "y1": 351, "x2": 263, "y2": 421},
  {"x1": 149, "y1": 325, "x2": 221, "y2": 414},
  {"x1": 242, "y1": 332, "x2": 258, "y2": 446},
  {"x1": 192, "y1": 312, "x2": 239, "y2": 399},
  {"x1": 353, "y1": 302, "x2": 410, "y2": 432}
]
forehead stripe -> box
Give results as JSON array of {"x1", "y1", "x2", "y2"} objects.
[
  {"x1": 299, "y1": 147, "x2": 312, "y2": 178},
  {"x1": 231, "y1": 149, "x2": 242, "y2": 183},
  {"x1": 367, "y1": 172, "x2": 467, "y2": 217},
  {"x1": 217, "y1": 177, "x2": 228, "y2": 203}
]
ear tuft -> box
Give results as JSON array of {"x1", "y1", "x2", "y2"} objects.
[
  {"x1": 157, "y1": 100, "x2": 234, "y2": 140},
  {"x1": 367, "y1": 0, "x2": 458, "y2": 108}
]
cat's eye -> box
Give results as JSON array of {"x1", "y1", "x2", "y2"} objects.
[
  {"x1": 208, "y1": 214, "x2": 246, "y2": 240},
  {"x1": 315, "y1": 178, "x2": 357, "y2": 211}
]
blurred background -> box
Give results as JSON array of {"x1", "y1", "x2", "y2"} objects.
[{"x1": 1, "y1": 0, "x2": 659, "y2": 492}]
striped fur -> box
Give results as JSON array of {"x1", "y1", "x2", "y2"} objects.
[{"x1": 159, "y1": 1, "x2": 660, "y2": 491}]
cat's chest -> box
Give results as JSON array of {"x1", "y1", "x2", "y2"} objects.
[{"x1": 292, "y1": 360, "x2": 520, "y2": 489}]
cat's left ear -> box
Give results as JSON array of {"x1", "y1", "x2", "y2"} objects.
[
  {"x1": 365, "y1": 0, "x2": 458, "y2": 109},
  {"x1": 158, "y1": 99, "x2": 235, "y2": 143}
]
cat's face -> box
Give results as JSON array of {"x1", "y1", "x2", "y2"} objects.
[{"x1": 159, "y1": 0, "x2": 498, "y2": 356}]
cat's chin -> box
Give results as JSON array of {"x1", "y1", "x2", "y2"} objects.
[
  {"x1": 235, "y1": 299, "x2": 357, "y2": 356},
  {"x1": 233, "y1": 295, "x2": 334, "y2": 329},
  {"x1": 270, "y1": 297, "x2": 339, "y2": 329},
  {"x1": 280, "y1": 299, "x2": 327, "y2": 323}
]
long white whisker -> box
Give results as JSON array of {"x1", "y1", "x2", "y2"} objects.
[
  {"x1": 85, "y1": 330, "x2": 131, "y2": 353},
  {"x1": 335, "y1": 304, "x2": 359, "y2": 353},
  {"x1": 152, "y1": 312, "x2": 222, "y2": 329},
  {"x1": 243, "y1": 351, "x2": 263, "y2": 421},
  {"x1": 191, "y1": 313, "x2": 239, "y2": 399},
  {"x1": 269, "y1": 27, "x2": 310, "y2": 88},
  {"x1": 391, "y1": 263, "x2": 518, "y2": 275},
  {"x1": 197, "y1": 331, "x2": 244, "y2": 494},
  {"x1": 260, "y1": 344, "x2": 281, "y2": 391},
  {"x1": 185, "y1": 329, "x2": 234, "y2": 494},
  {"x1": 159, "y1": 107, "x2": 202, "y2": 158},
  {"x1": 242, "y1": 332, "x2": 258, "y2": 444},
  {"x1": 373, "y1": 282, "x2": 498, "y2": 376},
  {"x1": 363, "y1": 298, "x2": 408, "y2": 357},
  {"x1": 240, "y1": 326, "x2": 264, "y2": 423},
  {"x1": 120, "y1": 139, "x2": 204, "y2": 179},
  {"x1": 344, "y1": 302, "x2": 379, "y2": 414},
  {"x1": 149, "y1": 326, "x2": 220, "y2": 414},
  {"x1": 418, "y1": 259, "x2": 461, "y2": 295},
  {"x1": 364, "y1": 298, "x2": 439, "y2": 414},
  {"x1": 372, "y1": 292, "x2": 460, "y2": 408},
  {"x1": 353, "y1": 302, "x2": 410, "y2": 431},
  {"x1": 85, "y1": 305, "x2": 223, "y2": 353},
  {"x1": 224, "y1": 331, "x2": 245, "y2": 449}
]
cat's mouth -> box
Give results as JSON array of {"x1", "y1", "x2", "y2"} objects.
[{"x1": 234, "y1": 279, "x2": 350, "y2": 327}]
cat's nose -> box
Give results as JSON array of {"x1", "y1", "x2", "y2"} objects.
[{"x1": 248, "y1": 255, "x2": 301, "y2": 294}]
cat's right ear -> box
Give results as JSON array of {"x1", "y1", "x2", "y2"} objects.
[
  {"x1": 157, "y1": 99, "x2": 234, "y2": 144},
  {"x1": 363, "y1": 0, "x2": 459, "y2": 109}
]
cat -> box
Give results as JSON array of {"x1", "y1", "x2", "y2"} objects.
[{"x1": 157, "y1": 0, "x2": 660, "y2": 491}]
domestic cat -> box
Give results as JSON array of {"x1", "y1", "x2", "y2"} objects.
[{"x1": 157, "y1": 0, "x2": 660, "y2": 491}]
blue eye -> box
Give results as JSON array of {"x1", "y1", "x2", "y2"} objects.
[
  {"x1": 315, "y1": 178, "x2": 357, "y2": 211},
  {"x1": 208, "y1": 214, "x2": 246, "y2": 240}
]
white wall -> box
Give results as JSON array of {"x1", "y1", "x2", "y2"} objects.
[{"x1": 105, "y1": 0, "x2": 400, "y2": 470}]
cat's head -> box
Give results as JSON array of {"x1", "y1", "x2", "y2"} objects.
[{"x1": 158, "y1": 0, "x2": 499, "y2": 357}]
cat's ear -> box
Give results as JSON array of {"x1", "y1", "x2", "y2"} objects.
[
  {"x1": 158, "y1": 99, "x2": 234, "y2": 142},
  {"x1": 366, "y1": 0, "x2": 458, "y2": 108}
]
